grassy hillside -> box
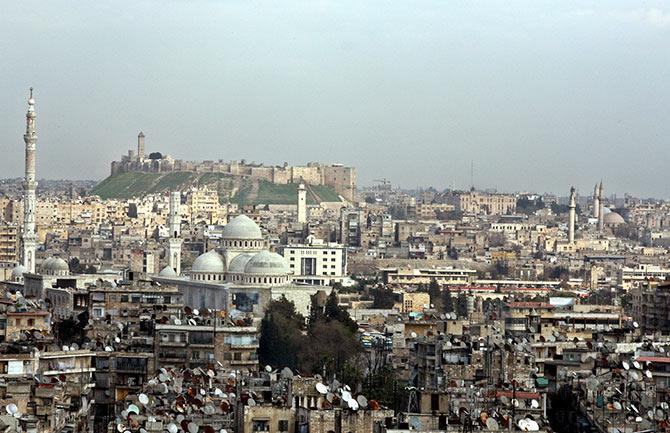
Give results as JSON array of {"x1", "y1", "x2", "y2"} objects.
[{"x1": 91, "y1": 172, "x2": 343, "y2": 204}]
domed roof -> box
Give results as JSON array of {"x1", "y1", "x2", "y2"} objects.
[
  {"x1": 223, "y1": 215, "x2": 262, "y2": 240},
  {"x1": 244, "y1": 251, "x2": 290, "y2": 275},
  {"x1": 228, "y1": 253, "x2": 255, "y2": 273},
  {"x1": 159, "y1": 265, "x2": 178, "y2": 277},
  {"x1": 191, "y1": 250, "x2": 224, "y2": 273},
  {"x1": 11, "y1": 264, "x2": 27, "y2": 278},
  {"x1": 604, "y1": 211, "x2": 625, "y2": 225},
  {"x1": 43, "y1": 257, "x2": 69, "y2": 272}
]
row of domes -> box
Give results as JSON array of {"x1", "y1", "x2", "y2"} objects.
[{"x1": 191, "y1": 250, "x2": 289, "y2": 276}]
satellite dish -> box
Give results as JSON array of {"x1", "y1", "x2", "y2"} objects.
[
  {"x1": 193, "y1": 309, "x2": 200, "y2": 316},
  {"x1": 633, "y1": 321, "x2": 639, "y2": 328},
  {"x1": 315, "y1": 383, "x2": 328, "y2": 394},
  {"x1": 127, "y1": 404, "x2": 140, "y2": 415},
  {"x1": 188, "y1": 422, "x2": 199, "y2": 433},
  {"x1": 138, "y1": 394, "x2": 149, "y2": 405},
  {"x1": 265, "y1": 365, "x2": 272, "y2": 373},
  {"x1": 410, "y1": 332, "x2": 418, "y2": 338},
  {"x1": 247, "y1": 398, "x2": 256, "y2": 407},
  {"x1": 326, "y1": 392, "x2": 335, "y2": 403},
  {"x1": 632, "y1": 360, "x2": 641, "y2": 369},
  {"x1": 357, "y1": 395, "x2": 368, "y2": 409},
  {"x1": 348, "y1": 399, "x2": 359, "y2": 410},
  {"x1": 486, "y1": 418, "x2": 499, "y2": 431},
  {"x1": 622, "y1": 361, "x2": 630, "y2": 370},
  {"x1": 526, "y1": 419, "x2": 539, "y2": 431},
  {"x1": 613, "y1": 401, "x2": 623, "y2": 411},
  {"x1": 530, "y1": 399, "x2": 540, "y2": 409},
  {"x1": 645, "y1": 370, "x2": 653, "y2": 379},
  {"x1": 174, "y1": 318, "x2": 182, "y2": 325},
  {"x1": 105, "y1": 346, "x2": 113, "y2": 352},
  {"x1": 6, "y1": 404, "x2": 18, "y2": 415},
  {"x1": 341, "y1": 390, "x2": 352, "y2": 402}
]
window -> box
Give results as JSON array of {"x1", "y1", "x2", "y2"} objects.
[
  {"x1": 121, "y1": 295, "x2": 129, "y2": 302},
  {"x1": 15, "y1": 318, "x2": 21, "y2": 326},
  {"x1": 278, "y1": 420, "x2": 289, "y2": 432},
  {"x1": 27, "y1": 318, "x2": 34, "y2": 327}
]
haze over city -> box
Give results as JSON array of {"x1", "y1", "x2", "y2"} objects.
[{"x1": 2, "y1": 1, "x2": 669, "y2": 196}]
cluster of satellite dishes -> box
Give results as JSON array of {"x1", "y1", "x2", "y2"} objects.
[
  {"x1": 115, "y1": 366, "x2": 245, "y2": 433},
  {"x1": 313, "y1": 379, "x2": 380, "y2": 412},
  {"x1": 156, "y1": 306, "x2": 250, "y2": 328},
  {"x1": 477, "y1": 408, "x2": 541, "y2": 431}
]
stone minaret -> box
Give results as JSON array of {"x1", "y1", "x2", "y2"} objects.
[
  {"x1": 22, "y1": 88, "x2": 38, "y2": 273},
  {"x1": 568, "y1": 186, "x2": 576, "y2": 243},
  {"x1": 167, "y1": 191, "x2": 183, "y2": 275},
  {"x1": 592, "y1": 183, "x2": 600, "y2": 219},
  {"x1": 597, "y1": 181, "x2": 604, "y2": 232},
  {"x1": 297, "y1": 183, "x2": 307, "y2": 223},
  {"x1": 137, "y1": 131, "x2": 145, "y2": 160}
]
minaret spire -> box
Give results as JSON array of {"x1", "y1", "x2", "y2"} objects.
[
  {"x1": 22, "y1": 87, "x2": 38, "y2": 273},
  {"x1": 568, "y1": 186, "x2": 576, "y2": 244},
  {"x1": 167, "y1": 191, "x2": 183, "y2": 275}
]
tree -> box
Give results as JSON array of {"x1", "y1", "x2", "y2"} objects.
[
  {"x1": 259, "y1": 297, "x2": 305, "y2": 370},
  {"x1": 371, "y1": 286, "x2": 396, "y2": 309},
  {"x1": 442, "y1": 288, "x2": 454, "y2": 313},
  {"x1": 323, "y1": 291, "x2": 358, "y2": 332},
  {"x1": 428, "y1": 278, "x2": 442, "y2": 311},
  {"x1": 456, "y1": 291, "x2": 469, "y2": 318},
  {"x1": 148, "y1": 152, "x2": 163, "y2": 160}
]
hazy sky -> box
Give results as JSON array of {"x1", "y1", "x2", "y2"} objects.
[{"x1": 1, "y1": 1, "x2": 669, "y2": 197}]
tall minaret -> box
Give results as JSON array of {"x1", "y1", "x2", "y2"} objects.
[
  {"x1": 592, "y1": 183, "x2": 600, "y2": 219},
  {"x1": 167, "y1": 191, "x2": 183, "y2": 275},
  {"x1": 297, "y1": 183, "x2": 307, "y2": 223},
  {"x1": 568, "y1": 186, "x2": 576, "y2": 243},
  {"x1": 597, "y1": 181, "x2": 604, "y2": 232},
  {"x1": 22, "y1": 88, "x2": 38, "y2": 273},
  {"x1": 137, "y1": 131, "x2": 145, "y2": 160}
]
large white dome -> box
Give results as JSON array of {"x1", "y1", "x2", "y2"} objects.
[
  {"x1": 222, "y1": 215, "x2": 262, "y2": 240},
  {"x1": 191, "y1": 250, "x2": 225, "y2": 273},
  {"x1": 228, "y1": 253, "x2": 255, "y2": 273},
  {"x1": 42, "y1": 257, "x2": 69, "y2": 274},
  {"x1": 244, "y1": 251, "x2": 290, "y2": 275}
]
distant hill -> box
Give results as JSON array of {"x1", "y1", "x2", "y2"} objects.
[{"x1": 90, "y1": 171, "x2": 343, "y2": 205}]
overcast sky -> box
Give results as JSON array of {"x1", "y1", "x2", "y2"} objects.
[{"x1": 1, "y1": 1, "x2": 669, "y2": 197}]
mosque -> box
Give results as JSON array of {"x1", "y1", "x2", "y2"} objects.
[{"x1": 154, "y1": 212, "x2": 325, "y2": 317}]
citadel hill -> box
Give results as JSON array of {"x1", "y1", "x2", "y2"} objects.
[{"x1": 111, "y1": 132, "x2": 357, "y2": 201}]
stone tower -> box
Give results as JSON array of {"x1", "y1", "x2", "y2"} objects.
[
  {"x1": 297, "y1": 183, "x2": 307, "y2": 223},
  {"x1": 168, "y1": 191, "x2": 183, "y2": 275},
  {"x1": 597, "y1": 181, "x2": 604, "y2": 232},
  {"x1": 22, "y1": 88, "x2": 38, "y2": 273},
  {"x1": 137, "y1": 131, "x2": 145, "y2": 160},
  {"x1": 592, "y1": 183, "x2": 599, "y2": 219},
  {"x1": 568, "y1": 186, "x2": 576, "y2": 244}
]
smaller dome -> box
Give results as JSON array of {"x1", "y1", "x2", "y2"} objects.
[
  {"x1": 159, "y1": 265, "x2": 178, "y2": 277},
  {"x1": 244, "y1": 251, "x2": 290, "y2": 275},
  {"x1": 228, "y1": 253, "x2": 255, "y2": 273},
  {"x1": 42, "y1": 257, "x2": 69, "y2": 273},
  {"x1": 191, "y1": 250, "x2": 225, "y2": 273},
  {"x1": 223, "y1": 215, "x2": 263, "y2": 240},
  {"x1": 11, "y1": 264, "x2": 27, "y2": 279},
  {"x1": 604, "y1": 211, "x2": 625, "y2": 225}
]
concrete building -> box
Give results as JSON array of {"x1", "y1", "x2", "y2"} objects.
[{"x1": 278, "y1": 237, "x2": 347, "y2": 286}]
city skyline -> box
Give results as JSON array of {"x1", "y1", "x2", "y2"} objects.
[{"x1": 1, "y1": 1, "x2": 669, "y2": 197}]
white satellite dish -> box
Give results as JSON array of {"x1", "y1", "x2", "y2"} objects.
[
  {"x1": 127, "y1": 404, "x2": 140, "y2": 415},
  {"x1": 530, "y1": 399, "x2": 540, "y2": 409},
  {"x1": 486, "y1": 418, "x2": 499, "y2": 431},
  {"x1": 193, "y1": 309, "x2": 199, "y2": 316},
  {"x1": 622, "y1": 361, "x2": 630, "y2": 370},
  {"x1": 613, "y1": 401, "x2": 623, "y2": 411},
  {"x1": 341, "y1": 390, "x2": 352, "y2": 402},
  {"x1": 315, "y1": 383, "x2": 328, "y2": 394},
  {"x1": 138, "y1": 394, "x2": 149, "y2": 405},
  {"x1": 265, "y1": 365, "x2": 272, "y2": 373},
  {"x1": 188, "y1": 422, "x2": 199, "y2": 433},
  {"x1": 632, "y1": 361, "x2": 641, "y2": 369},
  {"x1": 6, "y1": 404, "x2": 18, "y2": 415},
  {"x1": 357, "y1": 395, "x2": 368, "y2": 408},
  {"x1": 645, "y1": 370, "x2": 653, "y2": 379},
  {"x1": 348, "y1": 399, "x2": 359, "y2": 410}
]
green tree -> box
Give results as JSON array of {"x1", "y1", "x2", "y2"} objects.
[
  {"x1": 442, "y1": 288, "x2": 454, "y2": 313},
  {"x1": 371, "y1": 286, "x2": 396, "y2": 309},
  {"x1": 428, "y1": 278, "x2": 442, "y2": 311},
  {"x1": 456, "y1": 291, "x2": 469, "y2": 318},
  {"x1": 259, "y1": 297, "x2": 306, "y2": 370}
]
